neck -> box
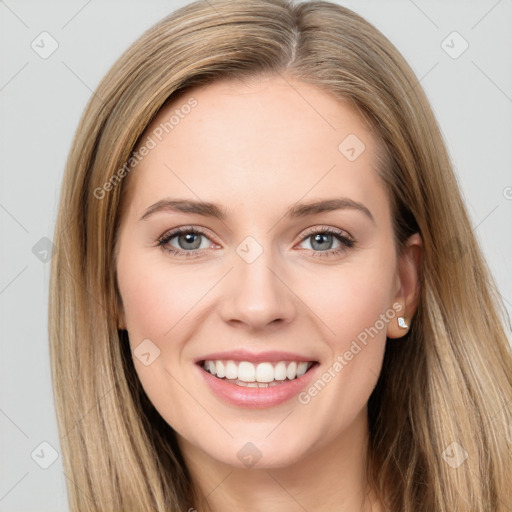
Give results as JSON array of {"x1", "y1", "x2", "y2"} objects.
[{"x1": 179, "y1": 407, "x2": 383, "y2": 512}]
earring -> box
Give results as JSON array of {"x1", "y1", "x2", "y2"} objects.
[{"x1": 397, "y1": 317, "x2": 409, "y2": 329}]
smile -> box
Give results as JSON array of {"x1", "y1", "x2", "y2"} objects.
[
  {"x1": 202, "y1": 359, "x2": 316, "y2": 387},
  {"x1": 195, "y1": 350, "x2": 320, "y2": 408}
]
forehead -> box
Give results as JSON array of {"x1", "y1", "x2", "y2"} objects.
[{"x1": 121, "y1": 75, "x2": 389, "y2": 222}]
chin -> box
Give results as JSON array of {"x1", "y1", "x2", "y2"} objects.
[{"x1": 199, "y1": 430, "x2": 316, "y2": 470}]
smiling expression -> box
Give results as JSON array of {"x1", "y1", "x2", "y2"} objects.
[{"x1": 115, "y1": 74, "x2": 408, "y2": 468}]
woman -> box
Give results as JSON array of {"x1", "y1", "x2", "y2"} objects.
[{"x1": 49, "y1": 0, "x2": 512, "y2": 510}]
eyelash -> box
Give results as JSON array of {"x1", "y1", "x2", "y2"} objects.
[{"x1": 156, "y1": 225, "x2": 355, "y2": 259}]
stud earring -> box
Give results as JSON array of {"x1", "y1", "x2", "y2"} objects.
[{"x1": 397, "y1": 317, "x2": 409, "y2": 329}]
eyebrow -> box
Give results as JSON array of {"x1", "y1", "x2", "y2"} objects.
[{"x1": 139, "y1": 198, "x2": 375, "y2": 223}]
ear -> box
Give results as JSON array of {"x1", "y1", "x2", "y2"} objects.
[{"x1": 387, "y1": 233, "x2": 422, "y2": 339}]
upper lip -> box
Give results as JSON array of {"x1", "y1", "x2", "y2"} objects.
[{"x1": 195, "y1": 349, "x2": 318, "y2": 364}]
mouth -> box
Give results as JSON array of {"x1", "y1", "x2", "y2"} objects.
[{"x1": 199, "y1": 359, "x2": 319, "y2": 388}]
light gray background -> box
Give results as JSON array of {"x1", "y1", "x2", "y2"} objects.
[{"x1": 1, "y1": 1, "x2": 511, "y2": 510}]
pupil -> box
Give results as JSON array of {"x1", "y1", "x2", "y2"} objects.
[{"x1": 180, "y1": 233, "x2": 201, "y2": 250}]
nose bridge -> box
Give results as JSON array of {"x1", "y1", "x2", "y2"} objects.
[{"x1": 219, "y1": 235, "x2": 295, "y2": 328}]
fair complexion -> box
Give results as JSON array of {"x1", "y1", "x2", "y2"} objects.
[{"x1": 115, "y1": 75, "x2": 421, "y2": 511}]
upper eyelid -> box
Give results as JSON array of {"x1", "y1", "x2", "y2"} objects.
[
  {"x1": 159, "y1": 226, "x2": 217, "y2": 244},
  {"x1": 301, "y1": 225, "x2": 353, "y2": 238}
]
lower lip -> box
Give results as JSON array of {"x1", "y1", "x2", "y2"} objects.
[{"x1": 197, "y1": 363, "x2": 319, "y2": 409}]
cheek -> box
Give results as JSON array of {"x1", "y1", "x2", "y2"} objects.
[
  {"x1": 291, "y1": 246, "x2": 396, "y2": 416},
  {"x1": 116, "y1": 251, "x2": 222, "y2": 416},
  {"x1": 116, "y1": 252, "x2": 205, "y2": 422},
  {"x1": 117, "y1": 252, "x2": 211, "y2": 345},
  {"x1": 295, "y1": 251, "x2": 397, "y2": 349},
  {"x1": 292, "y1": 268, "x2": 394, "y2": 441}
]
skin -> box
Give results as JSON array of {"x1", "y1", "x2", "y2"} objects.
[{"x1": 115, "y1": 74, "x2": 422, "y2": 511}]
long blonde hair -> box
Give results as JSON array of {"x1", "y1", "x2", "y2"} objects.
[{"x1": 49, "y1": 0, "x2": 512, "y2": 510}]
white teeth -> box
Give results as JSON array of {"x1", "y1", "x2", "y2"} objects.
[
  {"x1": 297, "y1": 362, "x2": 308, "y2": 378},
  {"x1": 225, "y1": 360, "x2": 238, "y2": 379},
  {"x1": 215, "y1": 360, "x2": 225, "y2": 378},
  {"x1": 202, "y1": 359, "x2": 314, "y2": 383},
  {"x1": 286, "y1": 362, "x2": 297, "y2": 380},
  {"x1": 274, "y1": 361, "x2": 287, "y2": 381},
  {"x1": 206, "y1": 360, "x2": 216, "y2": 376},
  {"x1": 238, "y1": 361, "x2": 256, "y2": 382},
  {"x1": 255, "y1": 362, "x2": 274, "y2": 383}
]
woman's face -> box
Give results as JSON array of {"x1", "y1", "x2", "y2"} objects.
[{"x1": 115, "y1": 75, "x2": 419, "y2": 469}]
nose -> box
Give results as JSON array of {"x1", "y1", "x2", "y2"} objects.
[{"x1": 218, "y1": 248, "x2": 297, "y2": 331}]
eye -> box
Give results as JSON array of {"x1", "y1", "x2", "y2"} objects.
[
  {"x1": 157, "y1": 226, "x2": 216, "y2": 258},
  {"x1": 157, "y1": 225, "x2": 355, "y2": 259},
  {"x1": 297, "y1": 226, "x2": 355, "y2": 258}
]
